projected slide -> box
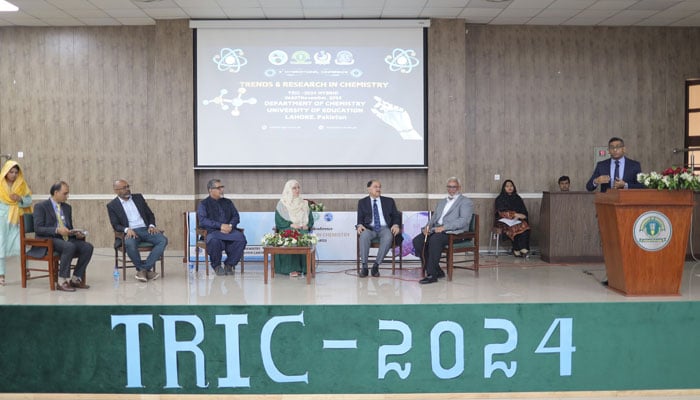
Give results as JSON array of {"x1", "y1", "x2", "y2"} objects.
[{"x1": 194, "y1": 23, "x2": 426, "y2": 168}]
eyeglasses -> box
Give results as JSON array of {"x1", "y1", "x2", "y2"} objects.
[
  {"x1": 608, "y1": 145, "x2": 624, "y2": 151},
  {"x1": 446, "y1": 185, "x2": 459, "y2": 189},
  {"x1": 116, "y1": 185, "x2": 130, "y2": 190},
  {"x1": 212, "y1": 186, "x2": 224, "y2": 190}
]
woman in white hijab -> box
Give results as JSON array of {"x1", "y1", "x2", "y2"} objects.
[{"x1": 274, "y1": 179, "x2": 314, "y2": 277}]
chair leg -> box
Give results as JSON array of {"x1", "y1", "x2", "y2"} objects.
[
  {"x1": 391, "y1": 246, "x2": 396, "y2": 275},
  {"x1": 489, "y1": 231, "x2": 501, "y2": 258},
  {"x1": 356, "y1": 237, "x2": 360, "y2": 275},
  {"x1": 447, "y1": 253, "x2": 453, "y2": 282},
  {"x1": 121, "y1": 246, "x2": 128, "y2": 281},
  {"x1": 50, "y1": 259, "x2": 58, "y2": 290},
  {"x1": 204, "y1": 249, "x2": 209, "y2": 276},
  {"x1": 195, "y1": 248, "x2": 200, "y2": 273},
  {"x1": 495, "y1": 234, "x2": 500, "y2": 259},
  {"x1": 20, "y1": 258, "x2": 27, "y2": 289}
]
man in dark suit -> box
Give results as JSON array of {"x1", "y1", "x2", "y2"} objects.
[
  {"x1": 586, "y1": 137, "x2": 643, "y2": 193},
  {"x1": 356, "y1": 179, "x2": 402, "y2": 278},
  {"x1": 34, "y1": 181, "x2": 93, "y2": 292},
  {"x1": 412, "y1": 177, "x2": 473, "y2": 284},
  {"x1": 107, "y1": 179, "x2": 168, "y2": 282}
]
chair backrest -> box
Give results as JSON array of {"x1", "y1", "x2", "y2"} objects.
[
  {"x1": 469, "y1": 213, "x2": 478, "y2": 233},
  {"x1": 195, "y1": 211, "x2": 208, "y2": 241},
  {"x1": 20, "y1": 213, "x2": 34, "y2": 235}
]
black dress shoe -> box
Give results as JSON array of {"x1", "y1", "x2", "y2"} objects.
[
  {"x1": 359, "y1": 268, "x2": 369, "y2": 278},
  {"x1": 70, "y1": 280, "x2": 90, "y2": 289},
  {"x1": 419, "y1": 276, "x2": 437, "y2": 284},
  {"x1": 57, "y1": 281, "x2": 76, "y2": 292},
  {"x1": 436, "y1": 270, "x2": 446, "y2": 279},
  {"x1": 371, "y1": 264, "x2": 380, "y2": 277},
  {"x1": 601, "y1": 280, "x2": 608, "y2": 286}
]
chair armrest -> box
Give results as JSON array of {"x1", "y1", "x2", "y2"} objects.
[{"x1": 196, "y1": 228, "x2": 208, "y2": 241}]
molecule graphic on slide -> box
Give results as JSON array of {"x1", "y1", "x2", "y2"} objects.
[
  {"x1": 384, "y1": 48, "x2": 419, "y2": 73},
  {"x1": 202, "y1": 88, "x2": 257, "y2": 117},
  {"x1": 213, "y1": 48, "x2": 247, "y2": 73}
]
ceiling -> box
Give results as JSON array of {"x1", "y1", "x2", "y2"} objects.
[{"x1": 1, "y1": 0, "x2": 700, "y2": 27}]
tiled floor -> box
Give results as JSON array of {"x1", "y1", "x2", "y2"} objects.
[
  {"x1": 2, "y1": 249, "x2": 700, "y2": 399},
  {"x1": 3, "y1": 248, "x2": 700, "y2": 305}
]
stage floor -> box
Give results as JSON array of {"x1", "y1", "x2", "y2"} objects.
[
  {"x1": 2, "y1": 248, "x2": 700, "y2": 305},
  {"x1": 2, "y1": 250, "x2": 700, "y2": 400}
]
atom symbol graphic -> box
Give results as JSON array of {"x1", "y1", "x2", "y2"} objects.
[
  {"x1": 213, "y1": 48, "x2": 248, "y2": 73},
  {"x1": 385, "y1": 48, "x2": 419, "y2": 73}
]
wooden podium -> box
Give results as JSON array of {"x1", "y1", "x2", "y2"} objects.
[{"x1": 594, "y1": 189, "x2": 694, "y2": 295}]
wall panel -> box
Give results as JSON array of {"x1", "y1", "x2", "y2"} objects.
[{"x1": 3, "y1": 21, "x2": 700, "y2": 251}]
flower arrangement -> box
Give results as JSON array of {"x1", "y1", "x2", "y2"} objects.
[
  {"x1": 637, "y1": 167, "x2": 700, "y2": 191},
  {"x1": 309, "y1": 202, "x2": 324, "y2": 212},
  {"x1": 261, "y1": 229, "x2": 318, "y2": 247}
]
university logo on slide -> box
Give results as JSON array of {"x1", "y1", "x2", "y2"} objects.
[{"x1": 633, "y1": 211, "x2": 672, "y2": 251}]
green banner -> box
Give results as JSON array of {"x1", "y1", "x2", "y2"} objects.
[{"x1": 0, "y1": 302, "x2": 698, "y2": 394}]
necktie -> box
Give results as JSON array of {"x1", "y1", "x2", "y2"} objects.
[
  {"x1": 55, "y1": 204, "x2": 68, "y2": 241},
  {"x1": 614, "y1": 160, "x2": 620, "y2": 181},
  {"x1": 372, "y1": 199, "x2": 381, "y2": 231}
]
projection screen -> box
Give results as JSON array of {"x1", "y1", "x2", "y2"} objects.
[{"x1": 192, "y1": 20, "x2": 429, "y2": 169}]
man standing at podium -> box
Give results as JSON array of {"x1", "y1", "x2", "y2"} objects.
[{"x1": 586, "y1": 137, "x2": 643, "y2": 193}]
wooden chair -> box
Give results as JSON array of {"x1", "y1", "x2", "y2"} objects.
[
  {"x1": 355, "y1": 228, "x2": 403, "y2": 275},
  {"x1": 191, "y1": 212, "x2": 245, "y2": 275},
  {"x1": 439, "y1": 213, "x2": 479, "y2": 280},
  {"x1": 19, "y1": 213, "x2": 82, "y2": 290},
  {"x1": 113, "y1": 231, "x2": 165, "y2": 281}
]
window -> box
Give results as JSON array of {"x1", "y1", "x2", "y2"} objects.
[{"x1": 685, "y1": 80, "x2": 700, "y2": 172}]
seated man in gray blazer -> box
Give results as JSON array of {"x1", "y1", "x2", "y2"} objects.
[{"x1": 412, "y1": 177, "x2": 473, "y2": 284}]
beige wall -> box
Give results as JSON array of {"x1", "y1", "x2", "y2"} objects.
[{"x1": 2, "y1": 20, "x2": 699, "y2": 250}]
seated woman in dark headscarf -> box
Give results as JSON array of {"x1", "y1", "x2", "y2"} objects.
[{"x1": 494, "y1": 179, "x2": 530, "y2": 257}]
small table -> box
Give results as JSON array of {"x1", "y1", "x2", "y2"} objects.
[{"x1": 262, "y1": 246, "x2": 316, "y2": 284}]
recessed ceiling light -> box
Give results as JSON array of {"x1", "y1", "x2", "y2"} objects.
[{"x1": 0, "y1": 0, "x2": 18, "y2": 12}]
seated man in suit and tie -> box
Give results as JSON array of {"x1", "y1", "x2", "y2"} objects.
[
  {"x1": 107, "y1": 179, "x2": 168, "y2": 282},
  {"x1": 412, "y1": 177, "x2": 473, "y2": 285},
  {"x1": 586, "y1": 137, "x2": 643, "y2": 192},
  {"x1": 33, "y1": 181, "x2": 93, "y2": 292},
  {"x1": 356, "y1": 179, "x2": 403, "y2": 278}
]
